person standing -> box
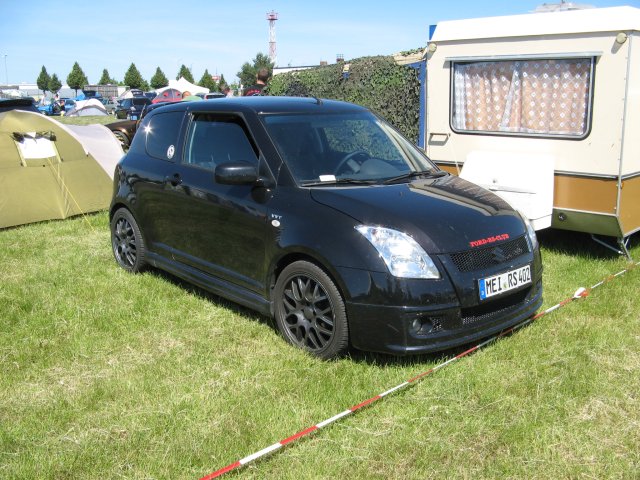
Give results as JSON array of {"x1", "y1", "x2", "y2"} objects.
[{"x1": 243, "y1": 68, "x2": 269, "y2": 96}]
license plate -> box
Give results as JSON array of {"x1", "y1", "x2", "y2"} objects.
[
  {"x1": 130, "y1": 115, "x2": 138, "y2": 121},
  {"x1": 479, "y1": 265, "x2": 531, "y2": 300}
]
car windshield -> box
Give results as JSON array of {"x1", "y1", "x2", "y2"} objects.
[{"x1": 262, "y1": 111, "x2": 438, "y2": 185}]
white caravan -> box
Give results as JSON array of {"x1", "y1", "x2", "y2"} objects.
[{"x1": 424, "y1": 6, "x2": 640, "y2": 255}]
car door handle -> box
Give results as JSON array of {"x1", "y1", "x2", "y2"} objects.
[{"x1": 164, "y1": 173, "x2": 182, "y2": 186}]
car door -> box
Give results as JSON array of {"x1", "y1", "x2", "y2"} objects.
[
  {"x1": 133, "y1": 109, "x2": 187, "y2": 252},
  {"x1": 159, "y1": 112, "x2": 270, "y2": 295}
]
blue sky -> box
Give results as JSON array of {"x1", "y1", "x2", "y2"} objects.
[{"x1": 1, "y1": 0, "x2": 638, "y2": 87}]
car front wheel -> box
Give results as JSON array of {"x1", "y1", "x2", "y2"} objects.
[
  {"x1": 111, "y1": 208, "x2": 147, "y2": 273},
  {"x1": 274, "y1": 261, "x2": 349, "y2": 359}
]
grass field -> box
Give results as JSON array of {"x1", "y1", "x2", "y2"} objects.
[
  {"x1": 56, "y1": 114, "x2": 119, "y2": 126},
  {"x1": 1, "y1": 210, "x2": 638, "y2": 479},
  {"x1": 2, "y1": 115, "x2": 640, "y2": 478}
]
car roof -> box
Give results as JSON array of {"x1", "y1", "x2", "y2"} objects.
[
  {"x1": 0, "y1": 98, "x2": 39, "y2": 113},
  {"x1": 144, "y1": 96, "x2": 368, "y2": 116}
]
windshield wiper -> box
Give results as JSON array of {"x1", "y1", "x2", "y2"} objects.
[
  {"x1": 301, "y1": 178, "x2": 378, "y2": 187},
  {"x1": 382, "y1": 170, "x2": 448, "y2": 185}
]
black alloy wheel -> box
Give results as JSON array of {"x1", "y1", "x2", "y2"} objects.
[
  {"x1": 274, "y1": 261, "x2": 349, "y2": 359},
  {"x1": 111, "y1": 208, "x2": 147, "y2": 273}
]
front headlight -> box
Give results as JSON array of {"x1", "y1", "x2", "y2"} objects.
[
  {"x1": 355, "y1": 226, "x2": 440, "y2": 279},
  {"x1": 518, "y1": 211, "x2": 539, "y2": 251}
]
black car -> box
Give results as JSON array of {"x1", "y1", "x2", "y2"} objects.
[
  {"x1": 110, "y1": 97, "x2": 542, "y2": 359},
  {"x1": 113, "y1": 97, "x2": 152, "y2": 120},
  {"x1": 0, "y1": 97, "x2": 40, "y2": 114}
]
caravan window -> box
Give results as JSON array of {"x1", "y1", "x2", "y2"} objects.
[{"x1": 451, "y1": 58, "x2": 594, "y2": 138}]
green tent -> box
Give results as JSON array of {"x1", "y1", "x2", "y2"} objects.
[{"x1": 0, "y1": 110, "x2": 115, "y2": 229}]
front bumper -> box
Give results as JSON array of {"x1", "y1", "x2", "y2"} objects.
[
  {"x1": 346, "y1": 280, "x2": 542, "y2": 355},
  {"x1": 337, "y1": 247, "x2": 543, "y2": 355}
]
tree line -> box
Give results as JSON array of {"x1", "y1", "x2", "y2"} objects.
[{"x1": 37, "y1": 53, "x2": 275, "y2": 98}]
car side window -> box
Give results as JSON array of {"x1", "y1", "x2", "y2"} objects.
[
  {"x1": 144, "y1": 112, "x2": 184, "y2": 161},
  {"x1": 183, "y1": 114, "x2": 259, "y2": 170}
]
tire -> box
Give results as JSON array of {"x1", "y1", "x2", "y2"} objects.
[
  {"x1": 112, "y1": 131, "x2": 130, "y2": 151},
  {"x1": 111, "y1": 208, "x2": 147, "y2": 273},
  {"x1": 274, "y1": 261, "x2": 349, "y2": 359}
]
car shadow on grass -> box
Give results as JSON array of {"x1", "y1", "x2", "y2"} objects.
[
  {"x1": 149, "y1": 268, "x2": 279, "y2": 332},
  {"x1": 537, "y1": 229, "x2": 639, "y2": 259},
  {"x1": 146, "y1": 260, "x2": 545, "y2": 368},
  {"x1": 345, "y1": 331, "x2": 520, "y2": 367}
]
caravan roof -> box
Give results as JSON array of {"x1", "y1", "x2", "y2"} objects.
[{"x1": 431, "y1": 6, "x2": 640, "y2": 42}]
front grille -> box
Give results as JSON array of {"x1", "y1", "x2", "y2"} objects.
[{"x1": 450, "y1": 236, "x2": 530, "y2": 272}]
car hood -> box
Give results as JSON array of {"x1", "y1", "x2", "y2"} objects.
[{"x1": 310, "y1": 175, "x2": 525, "y2": 254}]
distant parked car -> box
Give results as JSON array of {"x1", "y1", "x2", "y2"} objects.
[
  {"x1": 144, "y1": 91, "x2": 157, "y2": 101},
  {"x1": 114, "y1": 97, "x2": 151, "y2": 120},
  {"x1": 101, "y1": 97, "x2": 119, "y2": 114},
  {"x1": 106, "y1": 102, "x2": 169, "y2": 150},
  {"x1": 37, "y1": 100, "x2": 62, "y2": 116},
  {"x1": 0, "y1": 98, "x2": 40, "y2": 114},
  {"x1": 204, "y1": 92, "x2": 226, "y2": 99}
]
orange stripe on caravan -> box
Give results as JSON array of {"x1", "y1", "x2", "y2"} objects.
[
  {"x1": 620, "y1": 175, "x2": 640, "y2": 235},
  {"x1": 553, "y1": 174, "x2": 617, "y2": 214}
]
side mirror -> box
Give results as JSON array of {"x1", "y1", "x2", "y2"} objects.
[{"x1": 215, "y1": 162, "x2": 259, "y2": 185}]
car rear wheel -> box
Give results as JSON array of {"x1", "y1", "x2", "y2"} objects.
[
  {"x1": 274, "y1": 261, "x2": 349, "y2": 359},
  {"x1": 111, "y1": 208, "x2": 147, "y2": 273}
]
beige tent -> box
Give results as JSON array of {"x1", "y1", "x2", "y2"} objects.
[
  {"x1": 0, "y1": 110, "x2": 122, "y2": 228},
  {"x1": 65, "y1": 98, "x2": 108, "y2": 116}
]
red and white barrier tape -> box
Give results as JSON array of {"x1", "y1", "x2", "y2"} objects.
[{"x1": 199, "y1": 260, "x2": 639, "y2": 480}]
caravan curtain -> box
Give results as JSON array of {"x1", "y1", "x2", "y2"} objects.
[{"x1": 452, "y1": 58, "x2": 592, "y2": 136}]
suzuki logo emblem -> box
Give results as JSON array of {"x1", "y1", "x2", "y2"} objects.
[{"x1": 491, "y1": 247, "x2": 507, "y2": 263}]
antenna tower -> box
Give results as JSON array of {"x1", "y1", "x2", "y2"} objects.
[{"x1": 267, "y1": 11, "x2": 278, "y2": 65}]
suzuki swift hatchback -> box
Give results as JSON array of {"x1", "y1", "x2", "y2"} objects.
[{"x1": 110, "y1": 97, "x2": 542, "y2": 359}]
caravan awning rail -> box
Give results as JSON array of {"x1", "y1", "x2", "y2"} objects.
[{"x1": 444, "y1": 52, "x2": 603, "y2": 62}]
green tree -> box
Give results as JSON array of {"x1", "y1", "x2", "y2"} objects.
[
  {"x1": 37, "y1": 66, "x2": 51, "y2": 97},
  {"x1": 66, "y1": 62, "x2": 89, "y2": 96},
  {"x1": 218, "y1": 74, "x2": 229, "y2": 91},
  {"x1": 237, "y1": 52, "x2": 274, "y2": 89},
  {"x1": 198, "y1": 69, "x2": 217, "y2": 91},
  {"x1": 123, "y1": 63, "x2": 145, "y2": 90},
  {"x1": 48, "y1": 74, "x2": 62, "y2": 95},
  {"x1": 150, "y1": 67, "x2": 169, "y2": 89},
  {"x1": 98, "y1": 68, "x2": 117, "y2": 85},
  {"x1": 176, "y1": 64, "x2": 194, "y2": 83}
]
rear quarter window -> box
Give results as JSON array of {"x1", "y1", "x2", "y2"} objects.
[{"x1": 143, "y1": 111, "x2": 184, "y2": 161}]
